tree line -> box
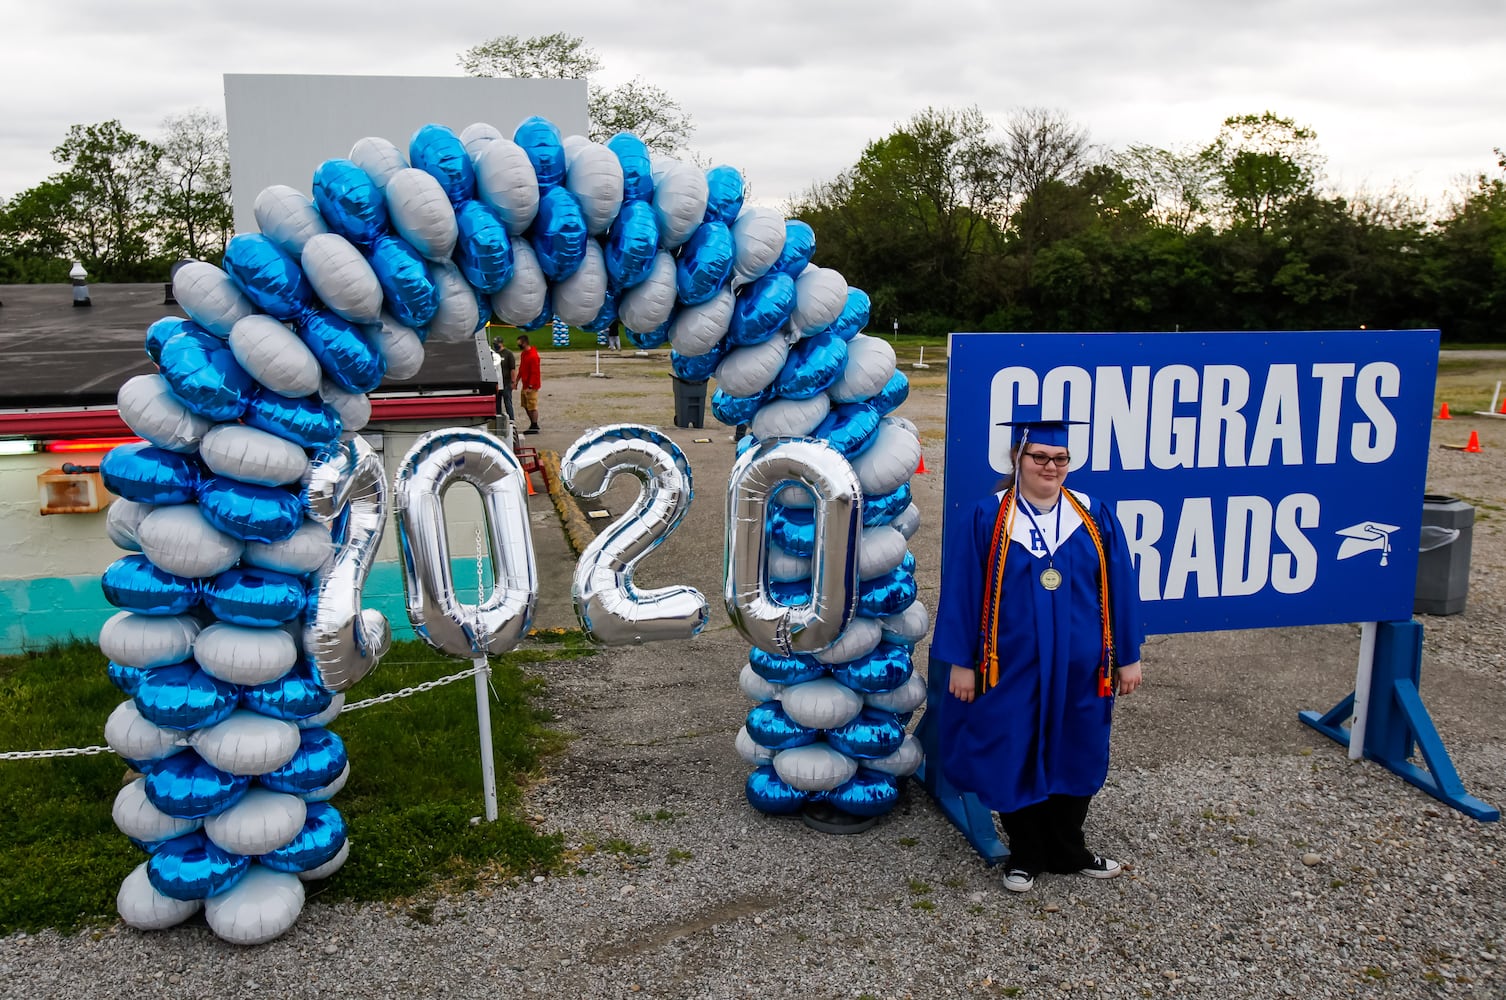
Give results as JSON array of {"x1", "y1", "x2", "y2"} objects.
[
  {"x1": 792, "y1": 108, "x2": 1506, "y2": 343},
  {"x1": 2, "y1": 88, "x2": 1499, "y2": 344}
]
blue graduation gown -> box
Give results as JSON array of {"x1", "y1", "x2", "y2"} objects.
[{"x1": 931, "y1": 488, "x2": 1144, "y2": 815}]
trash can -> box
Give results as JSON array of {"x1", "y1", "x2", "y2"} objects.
[
  {"x1": 1415, "y1": 495, "x2": 1473, "y2": 615},
  {"x1": 671, "y1": 377, "x2": 707, "y2": 429}
]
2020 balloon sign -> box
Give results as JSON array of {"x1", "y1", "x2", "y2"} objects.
[{"x1": 97, "y1": 114, "x2": 928, "y2": 946}]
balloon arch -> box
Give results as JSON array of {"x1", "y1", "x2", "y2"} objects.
[{"x1": 96, "y1": 116, "x2": 927, "y2": 944}]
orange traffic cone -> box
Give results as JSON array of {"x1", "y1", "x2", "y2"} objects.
[
  {"x1": 1498, "y1": 396, "x2": 1506, "y2": 415},
  {"x1": 916, "y1": 454, "x2": 928, "y2": 475},
  {"x1": 1465, "y1": 431, "x2": 1483, "y2": 453},
  {"x1": 526, "y1": 472, "x2": 536, "y2": 495},
  {"x1": 1438, "y1": 401, "x2": 1452, "y2": 419}
]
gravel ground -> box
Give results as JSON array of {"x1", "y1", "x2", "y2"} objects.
[{"x1": 4, "y1": 353, "x2": 1503, "y2": 1000}]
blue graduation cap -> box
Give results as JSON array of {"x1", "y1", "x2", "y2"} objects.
[{"x1": 995, "y1": 403, "x2": 1086, "y2": 450}]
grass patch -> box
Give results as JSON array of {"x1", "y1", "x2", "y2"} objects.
[{"x1": 0, "y1": 634, "x2": 594, "y2": 935}]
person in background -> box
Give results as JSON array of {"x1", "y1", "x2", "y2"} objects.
[
  {"x1": 607, "y1": 319, "x2": 621, "y2": 351},
  {"x1": 930, "y1": 411, "x2": 1144, "y2": 894},
  {"x1": 491, "y1": 334, "x2": 516, "y2": 440},
  {"x1": 515, "y1": 333, "x2": 542, "y2": 434}
]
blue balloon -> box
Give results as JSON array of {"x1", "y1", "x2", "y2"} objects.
[
  {"x1": 825, "y1": 709, "x2": 906, "y2": 759},
  {"x1": 821, "y1": 769, "x2": 899, "y2": 817},
  {"x1": 748, "y1": 646, "x2": 825, "y2": 685},
  {"x1": 858, "y1": 564, "x2": 918, "y2": 619},
  {"x1": 242, "y1": 661, "x2": 335, "y2": 721},
  {"x1": 862, "y1": 482, "x2": 913, "y2": 527},
  {"x1": 143, "y1": 749, "x2": 250, "y2": 819},
  {"x1": 222, "y1": 233, "x2": 313, "y2": 322},
  {"x1": 260, "y1": 801, "x2": 347, "y2": 873},
  {"x1": 531, "y1": 186, "x2": 588, "y2": 281},
  {"x1": 745, "y1": 765, "x2": 808, "y2": 815},
  {"x1": 134, "y1": 661, "x2": 241, "y2": 731},
  {"x1": 197, "y1": 476, "x2": 304, "y2": 544},
  {"x1": 409, "y1": 123, "x2": 475, "y2": 205},
  {"x1": 102, "y1": 555, "x2": 200, "y2": 616},
  {"x1": 260, "y1": 727, "x2": 348, "y2": 795},
  {"x1": 312, "y1": 159, "x2": 388, "y2": 246},
  {"x1": 514, "y1": 116, "x2": 566, "y2": 188},
  {"x1": 675, "y1": 221, "x2": 734, "y2": 306},
  {"x1": 831, "y1": 642, "x2": 913, "y2": 694},
  {"x1": 623, "y1": 320, "x2": 670, "y2": 349},
  {"x1": 158, "y1": 328, "x2": 253, "y2": 421},
  {"x1": 244, "y1": 390, "x2": 343, "y2": 449},
  {"x1": 703, "y1": 165, "x2": 745, "y2": 225},
  {"x1": 453, "y1": 199, "x2": 515, "y2": 293},
  {"x1": 774, "y1": 332, "x2": 848, "y2": 400},
  {"x1": 745, "y1": 701, "x2": 818, "y2": 751},
  {"x1": 607, "y1": 132, "x2": 654, "y2": 202},
  {"x1": 582, "y1": 286, "x2": 619, "y2": 334},
  {"x1": 771, "y1": 220, "x2": 816, "y2": 276},
  {"x1": 146, "y1": 317, "x2": 210, "y2": 361},
  {"x1": 472, "y1": 284, "x2": 493, "y2": 332},
  {"x1": 813, "y1": 402, "x2": 881, "y2": 457},
  {"x1": 100, "y1": 442, "x2": 201, "y2": 505},
  {"x1": 204, "y1": 567, "x2": 307, "y2": 627},
  {"x1": 671, "y1": 339, "x2": 727, "y2": 381},
  {"x1": 298, "y1": 310, "x2": 385, "y2": 394},
  {"x1": 147, "y1": 830, "x2": 250, "y2": 901},
  {"x1": 769, "y1": 577, "x2": 813, "y2": 608},
  {"x1": 710, "y1": 386, "x2": 767, "y2": 426},
  {"x1": 869, "y1": 369, "x2": 911, "y2": 416},
  {"x1": 605, "y1": 200, "x2": 659, "y2": 289},
  {"x1": 727, "y1": 272, "x2": 796, "y2": 347},
  {"x1": 108, "y1": 660, "x2": 146, "y2": 695},
  {"x1": 768, "y1": 504, "x2": 816, "y2": 557},
  {"x1": 735, "y1": 433, "x2": 758, "y2": 457},
  {"x1": 819, "y1": 288, "x2": 872, "y2": 342},
  {"x1": 366, "y1": 233, "x2": 439, "y2": 331}
]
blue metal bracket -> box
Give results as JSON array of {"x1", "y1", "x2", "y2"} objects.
[
  {"x1": 1300, "y1": 619, "x2": 1498, "y2": 822},
  {"x1": 914, "y1": 654, "x2": 1009, "y2": 864}
]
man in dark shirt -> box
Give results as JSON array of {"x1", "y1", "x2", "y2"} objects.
[{"x1": 491, "y1": 335, "x2": 516, "y2": 437}]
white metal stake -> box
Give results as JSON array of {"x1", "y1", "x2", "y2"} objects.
[
  {"x1": 1492, "y1": 380, "x2": 1502, "y2": 414},
  {"x1": 912, "y1": 346, "x2": 930, "y2": 370},
  {"x1": 1348, "y1": 621, "x2": 1378, "y2": 760},
  {"x1": 474, "y1": 526, "x2": 499, "y2": 822},
  {"x1": 590, "y1": 350, "x2": 607, "y2": 378}
]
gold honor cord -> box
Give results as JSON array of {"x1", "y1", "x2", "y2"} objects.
[{"x1": 975, "y1": 489, "x2": 1116, "y2": 698}]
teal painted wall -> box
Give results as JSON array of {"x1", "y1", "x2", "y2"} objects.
[{"x1": 0, "y1": 560, "x2": 498, "y2": 654}]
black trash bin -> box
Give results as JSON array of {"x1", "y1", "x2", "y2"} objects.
[
  {"x1": 671, "y1": 376, "x2": 707, "y2": 429},
  {"x1": 1415, "y1": 495, "x2": 1473, "y2": 615}
]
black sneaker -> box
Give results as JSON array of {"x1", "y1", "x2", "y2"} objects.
[
  {"x1": 1003, "y1": 869, "x2": 1036, "y2": 892},
  {"x1": 523, "y1": 426, "x2": 540, "y2": 435},
  {"x1": 1078, "y1": 856, "x2": 1123, "y2": 879}
]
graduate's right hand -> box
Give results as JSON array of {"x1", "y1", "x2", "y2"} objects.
[{"x1": 949, "y1": 665, "x2": 976, "y2": 702}]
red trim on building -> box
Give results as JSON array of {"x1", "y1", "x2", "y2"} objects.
[{"x1": 0, "y1": 393, "x2": 492, "y2": 439}]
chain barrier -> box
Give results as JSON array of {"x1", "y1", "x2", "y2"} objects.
[{"x1": 1, "y1": 663, "x2": 491, "y2": 762}]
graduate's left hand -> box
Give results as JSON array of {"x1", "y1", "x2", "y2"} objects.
[{"x1": 1115, "y1": 661, "x2": 1143, "y2": 696}]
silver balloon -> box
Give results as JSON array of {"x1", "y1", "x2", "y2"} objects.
[
  {"x1": 302, "y1": 436, "x2": 391, "y2": 691},
  {"x1": 725, "y1": 438, "x2": 861, "y2": 656},
  {"x1": 560, "y1": 424, "x2": 708, "y2": 644},
  {"x1": 393, "y1": 429, "x2": 537, "y2": 656}
]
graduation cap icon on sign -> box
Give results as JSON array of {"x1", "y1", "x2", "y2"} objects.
[{"x1": 1335, "y1": 521, "x2": 1401, "y2": 566}]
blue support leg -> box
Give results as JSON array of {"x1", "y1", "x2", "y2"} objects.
[
  {"x1": 914, "y1": 655, "x2": 1009, "y2": 864},
  {"x1": 1300, "y1": 620, "x2": 1497, "y2": 822}
]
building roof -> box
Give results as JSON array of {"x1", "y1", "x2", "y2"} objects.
[{"x1": 0, "y1": 282, "x2": 492, "y2": 411}]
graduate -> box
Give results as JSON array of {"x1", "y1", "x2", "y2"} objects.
[{"x1": 931, "y1": 410, "x2": 1145, "y2": 893}]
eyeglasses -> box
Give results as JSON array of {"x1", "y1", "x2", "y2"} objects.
[{"x1": 1022, "y1": 451, "x2": 1070, "y2": 468}]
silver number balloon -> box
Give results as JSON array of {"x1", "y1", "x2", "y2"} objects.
[
  {"x1": 393, "y1": 429, "x2": 538, "y2": 656},
  {"x1": 725, "y1": 438, "x2": 862, "y2": 656},
  {"x1": 303, "y1": 435, "x2": 392, "y2": 691},
  {"x1": 560, "y1": 424, "x2": 708, "y2": 644}
]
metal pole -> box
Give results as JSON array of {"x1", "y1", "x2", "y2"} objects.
[
  {"x1": 1491, "y1": 381, "x2": 1502, "y2": 414},
  {"x1": 474, "y1": 527, "x2": 498, "y2": 821},
  {"x1": 1349, "y1": 621, "x2": 1378, "y2": 760}
]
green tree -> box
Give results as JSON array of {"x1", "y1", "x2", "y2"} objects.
[
  {"x1": 1114, "y1": 143, "x2": 1217, "y2": 234},
  {"x1": 458, "y1": 33, "x2": 694, "y2": 154},
  {"x1": 1423, "y1": 150, "x2": 1506, "y2": 341},
  {"x1": 155, "y1": 109, "x2": 232, "y2": 262},
  {"x1": 1201, "y1": 112, "x2": 1322, "y2": 232}
]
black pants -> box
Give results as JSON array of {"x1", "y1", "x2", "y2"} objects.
[
  {"x1": 999, "y1": 794, "x2": 1095, "y2": 874},
  {"x1": 497, "y1": 389, "x2": 515, "y2": 421}
]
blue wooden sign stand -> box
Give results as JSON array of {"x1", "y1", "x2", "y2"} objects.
[
  {"x1": 913, "y1": 653, "x2": 1009, "y2": 864},
  {"x1": 1300, "y1": 618, "x2": 1498, "y2": 821}
]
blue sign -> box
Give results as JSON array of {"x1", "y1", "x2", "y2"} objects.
[{"x1": 943, "y1": 330, "x2": 1440, "y2": 635}]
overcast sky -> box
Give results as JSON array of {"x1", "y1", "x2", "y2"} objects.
[{"x1": 2, "y1": 0, "x2": 1503, "y2": 212}]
